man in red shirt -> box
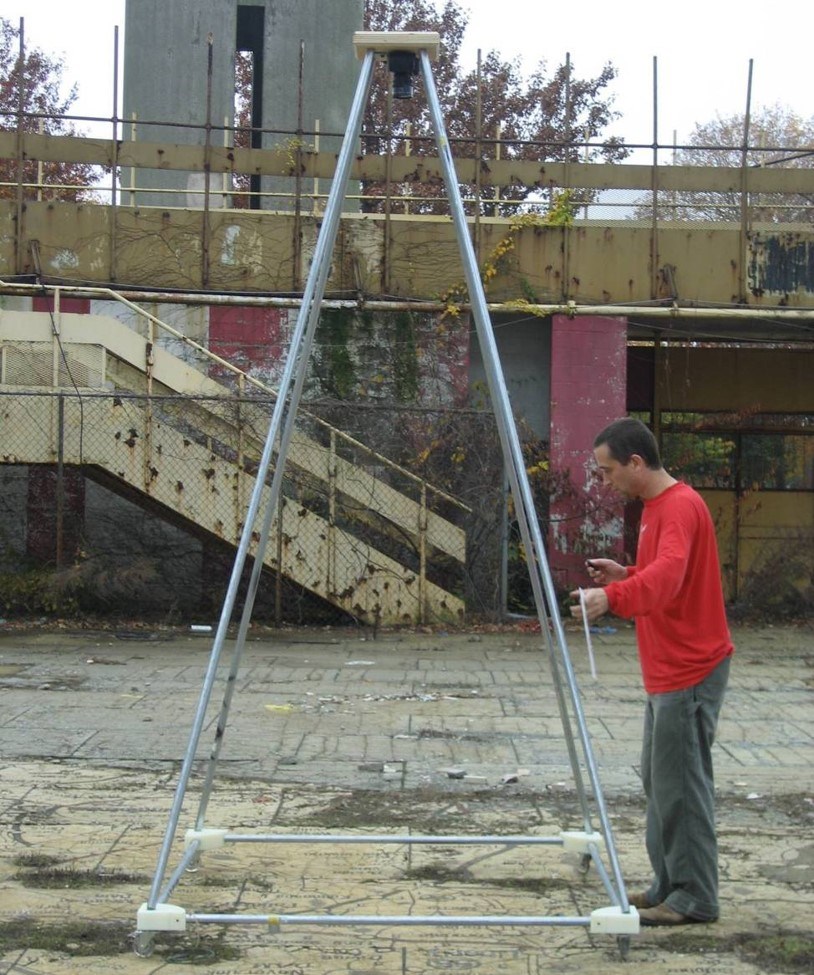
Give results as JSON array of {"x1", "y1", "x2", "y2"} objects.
[{"x1": 572, "y1": 417, "x2": 733, "y2": 926}]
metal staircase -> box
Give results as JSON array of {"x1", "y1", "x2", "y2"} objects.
[{"x1": 0, "y1": 302, "x2": 467, "y2": 623}]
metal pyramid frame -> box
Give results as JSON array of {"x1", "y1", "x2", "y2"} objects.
[{"x1": 134, "y1": 31, "x2": 639, "y2": 959}]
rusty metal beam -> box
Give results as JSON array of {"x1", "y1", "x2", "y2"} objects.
[{"x1": 2, "y1": 130, "x2": 813, "y2": 195}]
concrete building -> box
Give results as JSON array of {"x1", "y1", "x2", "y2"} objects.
[
  {"x1": 2, "y1": 19, "x2": 812, "y2": 622},
  {"x1": 123, "y1": 0, "x2": 363, "y2": 209}
]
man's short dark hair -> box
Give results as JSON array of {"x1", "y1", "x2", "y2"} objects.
[{"x1": 594, "y1": 418, "x2": 662, "y2": 469}]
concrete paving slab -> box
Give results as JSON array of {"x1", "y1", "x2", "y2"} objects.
[{"x1": 0, "y1": 621, "x2": 812, "y2": 972}]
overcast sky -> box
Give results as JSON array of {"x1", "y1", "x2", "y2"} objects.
[{"x1": 6, "y1": 0, "x2": 811, "y2": 156}]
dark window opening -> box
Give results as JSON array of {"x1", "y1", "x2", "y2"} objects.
[
  {"x1": 660, "y1": 412, "x2": 814, "y2": 491},
  {"x1": 235, "y1": 6, "x2": 265, "y2": 208}
]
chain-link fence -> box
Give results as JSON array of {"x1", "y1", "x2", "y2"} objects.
[{"x1": 0, "y1": 385, "x2": 506, "y2": 626}]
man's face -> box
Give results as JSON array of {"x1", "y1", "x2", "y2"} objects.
[{"x1": 593, "y1": 443, "x2": 640, "y2": 500}]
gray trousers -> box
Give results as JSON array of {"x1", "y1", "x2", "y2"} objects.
[{"x1": 641, "y1": 655, "x2": 731, "y2": 920}]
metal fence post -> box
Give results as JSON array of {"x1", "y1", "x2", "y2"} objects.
[
  {"x1": 14, "y1": 18, "x2": 26, "y2": 275},
  {"x1": 56, "y1": 392, "x2": 65, "y2": 570}
]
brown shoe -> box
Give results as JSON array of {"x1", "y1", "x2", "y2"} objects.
[
  {"x1": 626, "y1": 891, "x2": 654, "y2": 910},
  {"x1": 639, "y1": 902, "x2": 716, "y2": 926}
]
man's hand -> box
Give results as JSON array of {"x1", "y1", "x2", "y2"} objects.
[
  {"x1": 584, "y1": 558, "x2": 627, "y2": 585},
  {"x1": 569, "y1": 587, "x2": 610, "y2": 622}
]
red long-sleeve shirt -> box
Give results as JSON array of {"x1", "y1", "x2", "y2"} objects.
[{"x1": 604, "y1": 481, "x2": 734, "y2": 693}]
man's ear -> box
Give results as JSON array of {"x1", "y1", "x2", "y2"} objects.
[{"x1": 628, "y1": 453, "x2": 646, "y2": 471}]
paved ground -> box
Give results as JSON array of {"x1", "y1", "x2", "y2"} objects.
[{"x1": 0, "y1": 619, "x2": 811, "y2": 973}]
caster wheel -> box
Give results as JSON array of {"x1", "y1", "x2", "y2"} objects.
[
  {"x1": 617, "y1": 935, "x2": 631, "y2": 960},
  {"x1": 133, "y1": 931, "x2": 155, "y2": 957}
]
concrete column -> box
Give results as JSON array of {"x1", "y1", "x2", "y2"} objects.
[
  {"x1": 123, "y1": 0, "x2": 238, "y2": 208},
  {"x1": 122, "y1": 0, "x2": 363, "y2": 213},
  {"x1": 549, "y1": 315, "x2": 628, "y2": 589},
  {"x1": 468, "y1": 313, "x2": 552, "y2": 439},
  {"x1": 260, "y1": 0, "x2": 363, "y2": 211}
]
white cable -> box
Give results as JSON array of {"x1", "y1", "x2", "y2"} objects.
[{"x1": 578, "y1": 588, "x2": 598, "y2": 680}]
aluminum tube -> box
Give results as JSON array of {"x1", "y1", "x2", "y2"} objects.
[
  {"x1": 146, "y1": 52, "x2": 378, "y2": 909},
  {"x1": 222, "y1": 833, "x2": 564, "y2": 845},
  {"x1": 187, "y1": 913, "x2": 592, "y2": 928},
  {"x1": 192, "y1": 636, "x2": 247, "y2": 830},
  {"x1": 158, "y1": 842, "x2": 200, "y2": 904},
  {"x1": 192, "y1": 50, "x2": 377, "y2": 830},
  {"x1": 419, "y1": 50, "x2": 628, "y2": 902},
  {"x1": 144, "y1": 279, "x2": 287, "y2": 905},
  {"x1": 537, "y1": 615, "x2": 594, "y2": 831},
  {"x1": 587, "y1": 841, "x2": 630, "y2": 912}
]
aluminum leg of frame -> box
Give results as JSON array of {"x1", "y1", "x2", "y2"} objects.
[
  {"x1": 417, "y1": 47, "x2": 632, "y2": 914},
  {"x1": 139, "y1": 47, "x2": 379, "y2": 919},
  {"x1": 135, "y1": 33, "x2": 637, "y2": 958}
]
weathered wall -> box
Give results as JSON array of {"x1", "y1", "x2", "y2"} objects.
[
  {"x1": 8, "y1": 199, "x2": 814, "y2": 310},
  {"x1": 468, "y1": 313, "x2": 551, "y2": 440}
]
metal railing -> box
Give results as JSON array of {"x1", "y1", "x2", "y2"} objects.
[{"x1": 0, "y1": 284, "x2": 474, "y2": 622}]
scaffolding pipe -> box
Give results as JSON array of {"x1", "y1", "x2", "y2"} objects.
[
  {"x1": 222, "y1": 833, "x2": 566, "y2": 845},
  {"x1": 14, "y1": 19, "x2": 26, "y2": 276},
  {"x1": 1, "y1": 279, "x2": 813, "y2": 321}
]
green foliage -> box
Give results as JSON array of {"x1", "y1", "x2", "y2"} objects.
[
  {"x1": 543, "y1": 189, "x2": 577, "y2": 226},
  {"x1": 314, "y1": 308, "x2": 357, "y2": 398},
  {"x1": 441, "y1": 202, "x2": 576, "y2": 316},
  {"x1": 662, "y1": 429, "x2": 736, "y2": 488},
  {"x1": 0, "y1": 566, "x2": 79, "y2": 616},
  {"x1": 312, "y1": 308, "x2": 422, "y2": 403},
  {"x1": 392, "y1": 311, "x2": 420, "y2": 402}
]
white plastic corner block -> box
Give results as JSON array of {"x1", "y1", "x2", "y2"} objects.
[
  {"x1": 590, "y1": 905, "x2": 640, "y2": 935},
  {"x1": 185, "y1": 827, "x2": 228, "y2": 852},
  {"x1": 137, "y1": 902, "x2": 187, "y2": 932},
  {"x1": 352, "y1": 31, "x2": 441, "y2": 60},
  {"x1": 560, "y1": 829, "x2": 605, "y2": 854}
]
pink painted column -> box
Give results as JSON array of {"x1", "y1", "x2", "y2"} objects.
[
  {"x1": 208, "y1": 304, "x2": 290, "y2": 384},
  {"x1": 549, "y1": 315, "x2": 628, "y2": 590}
]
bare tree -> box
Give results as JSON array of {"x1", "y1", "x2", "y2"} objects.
[{"x1": 634, "y1": 105, "x2": 814, "y2": 223}]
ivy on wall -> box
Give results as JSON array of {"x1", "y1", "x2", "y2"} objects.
[
  {"x1": 313, "y1": 308, "x2": 357, "y2": 399},
  {"x1": 440, "y1": 191, "x2": 577, "y2": 318},
  {"x1": 392, "y1": 311, "x2": 420, "y2": 403},
  {"x1": 313, "y1": 307, "x2": 422, "y2": 404}
]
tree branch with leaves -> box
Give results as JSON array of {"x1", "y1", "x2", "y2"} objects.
[
  {"x1": 360, "y1": 0, "x2": 628, "y2": 215},
  {"x1": 0, "y1": 17, "x2": 98, "y2": 201}
]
